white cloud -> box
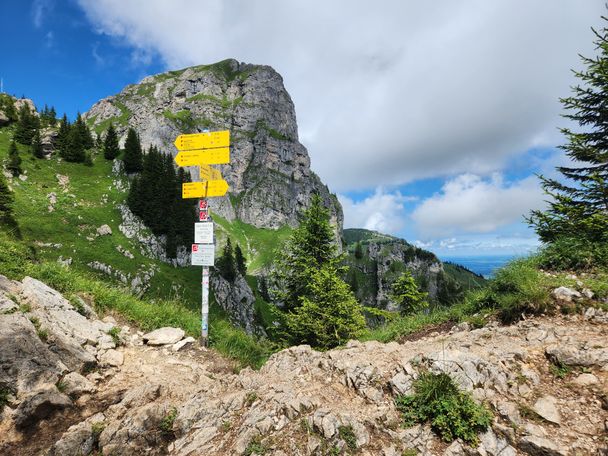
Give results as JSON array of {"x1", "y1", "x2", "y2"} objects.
[
  {"x1": 76, "y1": 0, "x2": 605, "y2": 192},
  {"x1": 338, "y1": 189, "x2": 415, "y2": 235},
  {"x1": 32, "y1": 0, "x2": 53, "y2": 28},
  {"x1": 411, "y1": 173, "x2": 546, "y2": 238}
]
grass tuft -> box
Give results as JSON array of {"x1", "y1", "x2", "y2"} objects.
[{"x1": 395, "y1": 372, "x2": 492, "y2": 445}]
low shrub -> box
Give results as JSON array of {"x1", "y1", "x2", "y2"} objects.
[{"x1": 395, "y1": 372, "x2": 492, "y2": 445}]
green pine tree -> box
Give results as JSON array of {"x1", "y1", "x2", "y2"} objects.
[
  {"x1": 235, "y1": 244, "x2": 247, "y2": 276},
  {"x1": 354, "y1": 241, "x2": 363, "y2": 259},
  {"x1": 48, "y1": 106, "x2": 57, "y2": 127},
  {"x1": 217, "y1": 237, "x2": 236, "y2": 282},
  {"x1": 14, "y1": 104, "x2": 39, "y2": 145},
  {"x1": 389, "y1": 271, "x2": 428, "y2": 315},
  {"x1": 74, "y1": 113, "x2": 94, "y2": 150},
  {"x1": 0, "y1": 95, "x2": 17, "y2": 123},
  {"x1": 275, "y1": 193, "x2": 341, "y2": 310},
  {"x1": 56, "y1": 114, "x2": 70, "y2": 154},
  {"x1": 6, "y1": 141, "x2": 22, "y2": 176},
  {"x1": 285, "y1": 264, "x2": 366, "y2": 349},
  {"x1": 123, "y1": 128, "x2": 143, "y2": 173},
  {"x1": 0, "y1": 171, "x2": 19, "y2": 234},
  {"x1": 62, "y1": 127, "x2": 86, "y2": 163},
  {"x1": 31, "y1": 130, "x2": 44, "y2": 159},
  {"x1": 103, "y1": 124, "x2": 120, "y2": 160},
  {"x1": 528, "y1": 20, "x2": 608, "y2": 246}
]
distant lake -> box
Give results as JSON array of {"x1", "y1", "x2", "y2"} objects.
[{"x1": 440, "y1": 255, "x2": 521, "y2": 278}]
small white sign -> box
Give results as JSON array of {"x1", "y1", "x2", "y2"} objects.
[
  {"x1": 191, "y1": 243, "x2": 215, "y2": 266},
  {"x1": 194, "y1": 222, "x2": 214, "y2": 244}
]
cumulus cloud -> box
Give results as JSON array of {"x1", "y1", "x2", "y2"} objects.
[
  {"x1": 411, "y1": 173, "x2": 546, "y2": 238},
  {"x1": 75, "y1": 0, "x2": 604, "y2": 192},
  {"x1": 338, "y1": 189, "x2": 415, "y2": 235}
]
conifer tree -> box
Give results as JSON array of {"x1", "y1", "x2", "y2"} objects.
[
  {"x1": 123, "y1": 128, "x2": 143, "y2": 173},
  {"x1": 103, "y1": 124, "x2": 120, "y2": 160},
  {"x1": 354, "y1": 241, "x2": 363, "y2": 259},
  {"x1": 56, "y1": 114, "x2": 70, "y2": 153},
  {"x1": 0, "y1": 170, "x2": 18, "y2": 232},
  {"x1": 235, "y1": 244, "x2": 247, "y2": 276},
  {"x1": 62, "y1": 127, "x2": 86, "y2": 163},
  {"x1": 528, "y1": 20, "x2": 608, "y2": 244},
  {"x1": 217, "y1": 238, "x2": 236, "y2": 282},
  {"x1": 31, "y1": 130, "x2": 44, "y2": 159},
  {"x1": 286, "y1": 264, "x2": 366, "y2": 349},
  {"x1": 6, "y1": 141, "x2": 22, "y2": 176},
  {"x1": 390, "y1": 271, "x2": 428, "y2": 315},
  {"x1": 74, "y1": 113, "x2": 94, "y2": 150},
  {"x1": 14, "y1": 104, "x2": 39, "y2": 145},
  {"x1": 275, "y1": 193, "x2": 341, "y2": 310},
  {"x1": 48, "y1": 106, "x2": 57, "y2": 126}
]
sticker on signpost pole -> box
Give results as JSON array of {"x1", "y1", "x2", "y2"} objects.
[
  {"x1": 194, "y1": 222, "x2": 214, "y2": 244},
  {"x1": 191, "y1": 244, "x2": 215, "y2": 266}
]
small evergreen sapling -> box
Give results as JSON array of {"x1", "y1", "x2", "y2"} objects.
[{"x1": 390, "y1": 271, "x2": 428, "y2": 315}]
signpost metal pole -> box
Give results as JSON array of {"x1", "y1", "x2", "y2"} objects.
[{"x1": 173, "y1": 130, "x2": 230, "y2": 348}]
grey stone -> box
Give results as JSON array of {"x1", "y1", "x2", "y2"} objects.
[
  {"x1": 143, "y1": 327, "x2": 185, "y2": 345},
  {"x1": 546, "y1": 345, "x2": 608, "y2": 368},
  {"x1": 533, "y1": 396, "x2": 561, "y2": 425},
  {"x1": 50, "y1": 420, "x2": 95, "y2": 456},
  {"x1": 14, "y1": 387, "x2": 72, "y2": 430},
  {"x1": 211, "y1": 274, "x2": 264, "y2": 336},
  {"x1": 389, "y1": 371, "x2": 413, "y2": 395},
  {"x1": 518, "y1": 435, "x2": 567, "y2": 456},
  {"x1": 172, "y1": 336, "x2": 196, "y2": 352},
  {"x1": 551, "y1": 286, "x2": 581, "y2": 303},
  {"x1": 572, "y1": 373, "x2": 599, "y2": 386},
  {"x1": 96, "y1": 224, "x2": 112, "y2": 236},
  {"x1": 100, "y1": 349, "x2": 124, "y2": 367},
  {"x1": 62, "y1": 372, "x2": 96, "y2": 396}
]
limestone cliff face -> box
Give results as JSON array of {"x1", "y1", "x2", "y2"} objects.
[
  {"x1": 344, "y1": 229, "x2": 485, "y2": 310},
  {"x1": 84, "y1": 59, "x2": 342, "y2": 232}
]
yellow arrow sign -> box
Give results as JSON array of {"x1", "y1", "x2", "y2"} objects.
[
  {"x1": 200, "y1": 164, "x2": 223, "y2": 181},
  {"x1": 174, "y1": 147, "x2": 230, "y2": 166},
  {"x1": 182, "y1": 180, "x2": 229, "y2": 199},
  {"x1": 174, "y1": 131, "x2": 230, "y2": 151}
]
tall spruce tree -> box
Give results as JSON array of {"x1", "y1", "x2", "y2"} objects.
[
  {"x1": 217, "y1": 238, "x2": 236, "y2": 282},
  {"x1": 31, "y1": 130, "x2": 44, "y2": 159},
  {"x1": 275, "y1": 193, "x2": 341, "y2": 310},
  {"x1": 0, "y1": 170, "x2": 18, "y2": 233},
  {"x1": 62, "y1": 127, "x2": 86, "y2": 163},
  {"x1": 123, "y1": 128, "x2": 143, "y2": 173},
  {"x1": 528, "y1": 20, "x2": 608, "y2": 244},
  {"x1": 74, "y1": 113, "x2": 94, "y2": 150},
  {"x1": 235, "y1": 244, "x2": 247, "y2": 276},
  {"x1": 7, "y1": 141, "x2": 22, "y2": 176},
  {"x1": 56, "y1": 114, "x2": 70, "y2": 153},
  {"x1": 103, "y1": 124, "x2": 120, "y2": 160},
  {"x1": 14, "y1": 104, "x2": 39, "y2": 145}
]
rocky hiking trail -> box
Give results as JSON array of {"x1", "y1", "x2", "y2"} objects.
[{"x1": 1, "y1": 275, "x2": 607, "y2": 455}]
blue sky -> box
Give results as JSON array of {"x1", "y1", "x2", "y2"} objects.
[{"x1": 1, "y1": 1, "x2": 604, "y2": 257}]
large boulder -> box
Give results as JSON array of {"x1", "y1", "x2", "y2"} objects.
[
  {"x1": 142, "y1": 327, "x2": 185, "y2": 346},
  {"x1": 14, "y1": 387, "x2": 72, "y2": 430}
]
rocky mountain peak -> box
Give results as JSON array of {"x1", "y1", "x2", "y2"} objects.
[{"x1": 84, "y1": 59, "x2": 342, "y2": 231}]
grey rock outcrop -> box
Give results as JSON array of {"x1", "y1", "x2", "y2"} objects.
[
  {"x1": 211, "y1": 273, "x2": 264, "y2": 336},
  {"x1": 84, "y1": 59, "x2": 342, "y2": 232}
]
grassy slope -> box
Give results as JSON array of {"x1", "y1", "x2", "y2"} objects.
[{"x1": 0, "y1": 125, "x2": 281, "y2": 368}]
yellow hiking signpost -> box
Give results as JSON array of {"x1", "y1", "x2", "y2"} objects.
[
  {"x1": 181, "y1": 180, "x2": 229, "y2": 198},
  {"x1": 199, "y1": 164, "x2": 223, "y2": 181},
  {"x1": 173, "y1": 130, "x2": 230, "y2": 347},
  {"x1": 174, "y1": 147, "x2": 230, "y2": 166},
  {"x1": 174, "y1": 131, "x2": 230, "y2": 151}
]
